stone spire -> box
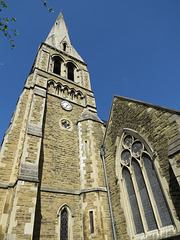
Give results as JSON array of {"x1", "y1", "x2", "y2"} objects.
[{"x1": 45, "y1": 11, "x2": 84, "y2": 62}]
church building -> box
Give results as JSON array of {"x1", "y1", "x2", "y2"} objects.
[{"x1": 0, "y1": 12, "x2": 180, "y2": 240}]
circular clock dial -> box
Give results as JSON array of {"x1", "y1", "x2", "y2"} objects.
[{"x1": 61, "y1": 101, "x2": 72, "y2": 111}]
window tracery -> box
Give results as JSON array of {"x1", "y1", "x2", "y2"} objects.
[
  {"x1": 117, "y1": 130, "x2": 174, "y2": 239},
  {"x1": 59, "y1": 118, "x2": 73, "y2": 131},
  {"x1": 60, "y1": 118, "x2": 72, "y2": 131}
]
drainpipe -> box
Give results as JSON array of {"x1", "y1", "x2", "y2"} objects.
[{"x1": 100, "y1": 145, "x2": 117, "y2": 240}]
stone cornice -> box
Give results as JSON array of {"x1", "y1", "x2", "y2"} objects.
[{"x1": 29, "y1": 68, "x2": 94, "y2": 94}]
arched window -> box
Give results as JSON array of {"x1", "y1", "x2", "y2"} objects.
[
  {"x1": 57, "y1": 204, "x2": 73, "y2": 240},
  {"x1": 118, "y1": 131, "x2": 174, "y2": 238},
  {"x1": 67, "y1": 62, "x2": 75, "y2": 81},
  {"x1": 53, "y1": 56, "x2": 62, "y2": 75},
  {"x1": 60, "y1": 208, "x2": 68, "y2": 240},
  {"x1": 63, "y1": 42, "x2": 67, "y2": 51}
]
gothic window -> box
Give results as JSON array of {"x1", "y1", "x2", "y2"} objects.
[
  {"x1": 60, "y1": 208, "x2": 68, "y2": 240},
  {"x1": 117, "y1": 131, "x2": 173, "y2": 238},
  {"x1": 53, "y1": 56, "x2": 62, "y2": 75},
  {"x1": 57, "y1": 204, "x2": 73, "y2": 240},
  {"x1": 67, "y1": 62, "x2": 75, "y2": 81}
]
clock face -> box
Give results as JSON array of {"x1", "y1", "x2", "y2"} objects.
[{"x1": 61, "y1": 101, "x2": 72, "y2": 111}]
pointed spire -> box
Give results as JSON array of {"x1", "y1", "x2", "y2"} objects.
[
  {"x1": 45, "y1": 11, "x2": 83, "y2": 62},
  {"x1": 45, "y1": 11, "x2": 71, "y2": 49}
]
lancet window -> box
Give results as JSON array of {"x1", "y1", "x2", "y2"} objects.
[
  {"x1": 57, "y1": 204, "x2": 73, "y2": 240},
  {"x1": 60, "y1": 208, "x2": 68, "y2": 240},
  {"x1": 89, "y1": 211, "x2": 94, "y2": 234},
  {"x1": 117, "y1": 130, "x2": 174, "y2": 238}
]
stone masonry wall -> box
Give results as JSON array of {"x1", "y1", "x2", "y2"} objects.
[
  {"x1": 33, "y1": 89, "x2": 113, "y2": 239},
  {"x1": 0, "y1": 88, "x2": 33, "y2": 183},
  {"x1": 33, "y1": 192, "x2": 82, "y2": 240},
  {"x1": 104, "y1": 96, "x2": 180, "y2": 239},
  {"x1": 0, "y1": 88, "x2": 34, "y2": 239},
  {"x1": 79, "y1": 119, "x2": 112, "y2": 239},
  {"x1": 40, "y1": 94, "x2": 82, "y2": 189}
]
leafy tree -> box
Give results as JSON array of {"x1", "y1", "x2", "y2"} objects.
[
  {"x1": 0, "y1": 0, "x2": 53, "y2": 48},
  {"x1": 0, "y1": 1, "x2": 17, "y2": 48}
]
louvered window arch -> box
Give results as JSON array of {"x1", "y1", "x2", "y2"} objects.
[
  {"x1": 53, "y1": 56, "x2": 63, "y2": 75},
  {"x1": 67, "y1": 62, "x2": 75, "y2": 81}
]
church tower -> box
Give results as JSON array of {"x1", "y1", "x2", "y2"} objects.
[{"x1": 0, "y1": 12, "x2": 113, "y2": 239}]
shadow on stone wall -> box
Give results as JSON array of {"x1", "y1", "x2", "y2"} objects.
[
  {"x1": 33, "y1": 104, "x2": 47, "y2": 239},
  {"x1": 169, "y1": 166, "x2": 180, "y2": 221},
  {"x1": 32, "y1": 143, "x2": 44, "y2": 239}
]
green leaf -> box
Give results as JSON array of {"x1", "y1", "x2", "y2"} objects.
[
  {"x1": 0, "y1": 1, "x2": 8, "y2": 8},
  {"x1": 48, "y1": 8, "x2": 54, "y2": 12},
  {"x1": 14, "y1": 30, "x2": 19, "y2": 35},
  {"x1": 42, "y1": 1, "x2": 47, "y2": 7}
]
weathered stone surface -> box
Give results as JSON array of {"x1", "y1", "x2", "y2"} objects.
[
  {"x1": 34, "y1": 86, "x2": 46, "y2": 98},
  {"x1": 77, "y1": 108, "x2": 102, "y2": 123},
  {"x1": 168, "y1": 133, "x2": 180, "y2": 156},
  {"x1": 27, "y1": 123, "x2": 42, "y2": 137},
  {"x1": 104, "y1": 96, "x2": 180, "y2": 239},
  {"x1": 18, "y1": 162, "x2": 39, "y2": 182}
]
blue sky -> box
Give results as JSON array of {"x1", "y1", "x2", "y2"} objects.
[{"x1": 0, "y1": 0, "x2": 180, "y2": 143}]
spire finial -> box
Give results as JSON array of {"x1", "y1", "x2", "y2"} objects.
[{"x1": 56, "y1": 10, "x2": 64, "y2": 23}]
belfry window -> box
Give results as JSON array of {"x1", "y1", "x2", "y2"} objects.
[
  {"x1": 118, "y1": 131, "x2": 173, "y2": 238},
  {"x1": 53, "y1": 56, "x2": 61, "y2": 75},
  {"x1": 67, "y1": 62, "x2": 75, "y2": 81}
]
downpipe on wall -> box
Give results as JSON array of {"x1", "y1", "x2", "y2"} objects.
[{"x1": 100, "y1": 145, "x2": 117, "y2": 240}]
